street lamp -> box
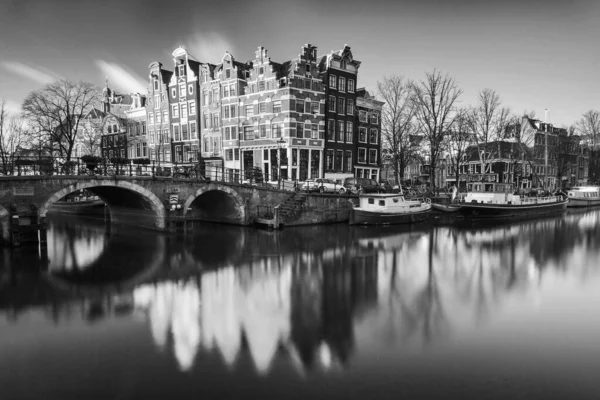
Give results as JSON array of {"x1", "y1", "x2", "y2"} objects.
[{"x1": 277, "y1": 137, "x2": 285, "y2": 190}]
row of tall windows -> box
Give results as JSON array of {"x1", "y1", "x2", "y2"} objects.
[{"x1": 328, "y1": 75, "x2": 355, "y2": 92}]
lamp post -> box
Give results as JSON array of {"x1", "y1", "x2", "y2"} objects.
[{"x1": 277, "y1": 137, "x2": 285, "y2": 190}]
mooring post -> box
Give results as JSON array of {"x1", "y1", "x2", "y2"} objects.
[{"x1": 11, "y1": 215, "x2": 20, "y2": 247}]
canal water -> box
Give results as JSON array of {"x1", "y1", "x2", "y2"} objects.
[{"x1": 2, "y1": 211, "x2": 600, "y2": 399}]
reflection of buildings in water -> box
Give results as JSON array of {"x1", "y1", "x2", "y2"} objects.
[
  {"x1": 47, "y1": 223, "x2": 107, "y2": 272},
  {"x1": 131, "y1": 247, "x2": 380, "y2": 376},
  {"x1": 171, "y1": 280, "x2": 201, "y2": 372}
]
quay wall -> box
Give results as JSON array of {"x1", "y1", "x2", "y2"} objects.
[{"x1": 286, "y1": 194, "x2": 358, "y2": 226}]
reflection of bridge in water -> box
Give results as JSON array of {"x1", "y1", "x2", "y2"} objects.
[{"x1": 2, "y1": 211, "x2": 600, "y2": 375}]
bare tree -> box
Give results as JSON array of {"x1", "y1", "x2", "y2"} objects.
[
  {"x1": 22, "y1": 80, "x2": 100, "y2": 162},
  {"x1": 377, "y1": 75, "x2": 417, "y2": 186},
  {"x1": 553, "y1": 126, "x2": 579, "y2": 188},
  {"x1": 468, "y1": 89, "x2": 512, "y2": 176},
  {"x1": 0, "y1": 98, "x2": 27, "y2": 174},
  {"x1": 412, "y1": 70, "x2": 463, "y2": 191},
  {"x1": 78, "y1": 112, "x2": 104, "y2": 156},
  {"x1": 446, "y1": 107, "x2": 471, "y2": 188},
  {"x1": 577, "y1": 110, "x2": 600, "y2": 183}
]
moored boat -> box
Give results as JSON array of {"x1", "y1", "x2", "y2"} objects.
[
  {"x1": 458, "y1": 182, "x2": 567, "y2": 219},
  {"x1": 349, "y1": 193, "x2": 432, "y2": 226},
  {"x1": 431, "y1": 203, "x2": 461, "y2": 213},
  {"x1": 566, "y1": 186, "x2": 600, "y2": 208},
  {"x1": 50, "y1": 192, "x2": 106, "y2": 216}
]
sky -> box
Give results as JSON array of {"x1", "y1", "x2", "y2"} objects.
[{"x1": 0, "y1": 0, "x2": 598, "y2": 126}]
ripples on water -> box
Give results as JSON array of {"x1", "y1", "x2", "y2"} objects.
[{"x1": 1, "y1": 211, "x2": 600, "y2": 399}]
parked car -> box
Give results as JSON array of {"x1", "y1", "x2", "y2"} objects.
[
  {"x1": 300, "y1": 179, "x2": 319, "y2": 192},
  {"x1": 342, "y1": 177, "x2": 384, "y2": 194},
  {"x1": 300, "y1": 178, "x2": 343, "y2": 193}
]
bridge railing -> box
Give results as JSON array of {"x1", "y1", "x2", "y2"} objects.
[{"x1": 2, "y1": 156, "x2": 340, "y2": 193}]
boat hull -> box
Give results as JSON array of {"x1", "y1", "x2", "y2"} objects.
[
  {"x1": 349, "y1": 207, "x2": 431, "y2": 226},
  {"x1": 431, "y1": 203, "x2": 461, "y2": 213},
  {"x1": 458, "y1": 199, "x2": 568, "y2": 219},
  {"x1": 49, "y1": 200, "x2": 106, "y2": 216},
  {"x1": 566, "y1": 197, "x2": 600, "y2": 208}
]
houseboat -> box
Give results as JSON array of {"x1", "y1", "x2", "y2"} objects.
[
  {"x1": 50, "y1": 190, "x2": 106, "y2": 216},
  {"x1": 349, "y1": 193, "x2": 432, "y2": 226},
  {"x1": 566, "y1": 186, "x2": 600, "y2": 208},
  {"x1": 458, "y1": 182, "x2": 568, "y2": 219}
]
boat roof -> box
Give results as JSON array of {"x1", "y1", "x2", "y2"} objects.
[
  {"x1": 359, "y1": 193, "x2": 404, "y2": 198},
  {"x1": 571, "y1": 186, "x2": 599, "y2": 191}
]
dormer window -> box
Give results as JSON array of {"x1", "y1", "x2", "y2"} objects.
[
  {"x1": 259, "y1": 67, "x2": 264, "y2": 75},
  {"x1": 226, "y1": 69, "x2": 231, "y2": 79},
  {"x1": 153, "y1": 79, "x2": 159, "y2": 92}
]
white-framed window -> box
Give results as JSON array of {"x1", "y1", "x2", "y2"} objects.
[
  {"x1": 244, "y1": 126, "x2": 254, "y2": 140},
  {"x1": 224, "y1": 106, "x2": 230, "y2": 119},
  {"x1": 329, "y1": 96, "x2": 336, "y2": 112},
  {"x1": 358, "y1": 147, "x2": 367, "y2": 163},
  {"x1": 189, "y1": 100, "x2": 196, "y2": 115},
  {"x1": 181, "y1": 124, "x2": 188, "y2": 140},
  {"x1": 226, "y1": 69, "x2": 231, "y2": 79},
  {"x1": 230, "y1": 84, "x2": 236, "y2": 96},
  {"x1": 173, "y1": 124, "x2": 180, "y2": 141},
  {"x1": 346, "y1": 122, "x2": 353, "y2": 143},
  {"x1": 245, "y1": 105, "x2": 253, "y2": 116},
  {"x1": 369, "y1": 128, "x2": 378, "y2": 144},
  {"x1": 311, "y1": 124, "x2": 318, "y2": 139},
  {"x1": 153, "y1": 79, "x2": 159, "y2": 92},
  {"x1": 154, "y1": 95, "x2": 160, "y2": 109},
  {"x1": 329, "y1": 75, "x2": 336, "y2": 88},
  {"x1": 359, "y1": 110, "x2": 367, "y2": 122},
  {"x1": 188, "y1": 84, "x2": 193, "y2": 95},
  {"x1": 311, "y1": 101, "x2": 319, "y2": 114},
  {"x1": 337, "y1": 120, "x2": 344, "y2": 142},
  {"x1": 259, "y1": 124, "x2": 267, "y2": 138},
  {"x1": 338, "y1": 77, "x2": 345, "y2": 92},
  {"x1": 273, "y1": 101, "x2": 282, "y2": 113},
  {"x1": 163, "y1": 128, "x2": 169, "y2": 144},
  {"x1": 202, "y1": 90, "x2": 208, "y2": 105},
  {"x1": 259, "y1": 102, "x2": 266, "y2": 113},
  {"x1": 178, "y1": 64, "x2": 185, "y2": 76},
  {"x1": 338, "y1": 97, "x2": 345, "y2": 114},
  {"x1": 156, "y1": 112, "x2": 161, "y2": 124},
  {"x1": 273, "y1": 123, "x2": 283, "y2": 138},
  {"x1": 348, "y1": 79, "x2": 355, "y2": 92},
  {"x1": 346, "y1": 99, "x2": 354, "y2": 115},
  {"x1": 304, "y1": 122, "x2": 311, "y2": 138},
  {"x1": 304, "y1": 99, "x2": 311, "y2": 114},
  {"x1": 326, "y1": 149, "x2": 334, "y2": 171},
  {"x1": 327, "y1": 119, "x2": 335, "y2": 141},
  {"x1": 181, "y1": 103, "x2": 188, "y2": 119},
  {"x1": 190, "y1": 121, "x2": 197, "y2": 139},
  {"x1": 148, "y1": 113, "x2": 154, "y2": 125},
  {"x1": 346, "y1": 150, "x2": 352, "y2": 172},
  {"x1": 230, "y1": 104, "x2": 236, "y2": 118},
  {"x1": 171, "y1": 88, "x2": 176, "y2": 98},
  {"x1": 171, "y1": 104, "x2": 179, "y2": 118},
  {"x1": 369, "y1": 149, "x2": 377, "y2": 164},
  {"x1": 179, "y1": 83, "x2": 186, "y2": 98},
  {"x1": 223, "y1": 85, "x2": 229, "y2": 98},
  {"x1": 370, "y1": 113, "x2": 379, "y2": 124}
]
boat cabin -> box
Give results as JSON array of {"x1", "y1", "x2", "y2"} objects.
[
  {"x1": 567, "y1": 186, "x2": 600, "y2": 199},
  {"x1": 464, "y1": 182, "x2": 516, "y2": 204},
  {"x1": 357, "y1": 193, "x2": 424, "y2": 211}
]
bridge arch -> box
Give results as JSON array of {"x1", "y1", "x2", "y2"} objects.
[
  {"x1": 39, "y1": 180, "x2": 166, "y2": 229},
  {"x1": 183, "y1": 184, "x2": 247, "y2": 225}
]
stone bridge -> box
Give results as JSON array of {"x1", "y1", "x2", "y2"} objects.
[{"x1": 0, "y1": 175, "x2": 292, "y2": 244}]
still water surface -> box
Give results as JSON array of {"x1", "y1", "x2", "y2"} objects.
[{"x1": 2, "y1": 211, "x2": 600, "y2": 399}]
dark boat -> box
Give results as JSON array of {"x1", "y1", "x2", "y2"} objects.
[
  {"x1": 349, "y1": 193, "x2": 432, "y2": 226},
  {"x1": 431, "y1": 203, "x2": 461, "y2": 213},
  {"x1": 566, "y1": 186, "x2": 600, "y2": 208},
  {"x1": 50, "y1": 191, "x2": 106, "y2": 216},
  {"x1": 458, "y1": 182, "x2": 568, "y2": 219}
]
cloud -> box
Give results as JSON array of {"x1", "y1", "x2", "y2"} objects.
[
  {"x1": 95, "y1": 60, "x2": 147, "y2": 94},
  {"x1": 184, "y1": 32, "x2": 235, "y2": 63},
  {"x1": 0, "y1": 62, "x2": 60, "y2": 85}
]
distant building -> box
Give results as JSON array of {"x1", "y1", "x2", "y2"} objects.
[
  {"x1": 355, "y1": 88, "x2": 383, "y2": 181},
  {"x1": 146, "y1": 61, "x2": 174, "y2": 165},
  {"x1": 125, "y1": 93, "x2": 148, "y2": 160}
]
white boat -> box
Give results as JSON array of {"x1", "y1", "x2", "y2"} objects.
[
  {"x1": 349, "y1": 193, "x2": 432, "y2": 226},
  {"x1": 566, "y1": 186, "x2": 600, "y2": 208}
]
